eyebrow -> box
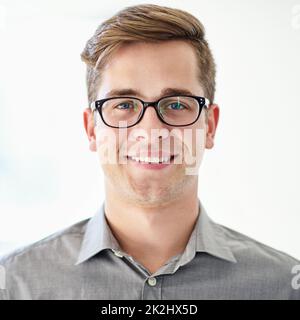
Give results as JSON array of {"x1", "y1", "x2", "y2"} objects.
[{"x1": 104, "y1": 88, "x2": 195, "y2": 99}]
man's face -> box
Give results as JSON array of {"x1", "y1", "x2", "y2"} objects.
[{"x1": 84, "y1": 40, "x2": 218, "y2": 206}]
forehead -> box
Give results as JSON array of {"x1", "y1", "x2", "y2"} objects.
[{"x1": 97, "y1": 40, "x2": 203, "y2": 100}]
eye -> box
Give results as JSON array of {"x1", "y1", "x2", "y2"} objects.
[
  {"x1": 116, "y1": 102, "x2": 133, "y2": 110},
  {"x1": 167, "y1": 102, "x2": 187, "y2": 110},
  {"x1": 114, "y1": 100, "x2": 140, "y2": 112}
]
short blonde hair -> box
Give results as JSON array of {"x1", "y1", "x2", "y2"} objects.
[{"x1": 81, "y1": 4, "x2": 216, "y2": 106}]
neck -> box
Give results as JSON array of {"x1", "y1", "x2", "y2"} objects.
[{"x1": 103, "y1": 179, "x2": 200, "y2": 273}]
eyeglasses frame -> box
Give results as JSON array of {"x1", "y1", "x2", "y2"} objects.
[{"x1": 90, "y1": 94, "x2": 210, "y2": 128}]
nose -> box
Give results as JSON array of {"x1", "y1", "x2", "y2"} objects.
[
  {"x1": 131, "y1": 105, "x2": 168, "y2": 142},
  {"x1": 137, "y1": 105, "x2": 164, "y2": 129}
]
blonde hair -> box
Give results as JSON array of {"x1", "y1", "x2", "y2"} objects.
[{"x1": 81, "y1": 4, "x2": 216, "y2": 106}]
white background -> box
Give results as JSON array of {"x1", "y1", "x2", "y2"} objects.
[{"x1": 0, "y1": 0, "x2": 299, "y2": 259}]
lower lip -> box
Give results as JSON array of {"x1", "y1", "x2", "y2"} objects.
[{"x1": 126, "y1": 156, "x2": 176, "y2": 170}]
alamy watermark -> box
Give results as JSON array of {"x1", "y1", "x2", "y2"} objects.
[
  {"x1": 0, "y1": 265, "x2": 5, "y2": 290},
  {"x1": 95, "y1": 122, "x2": 206, "y2": 175},
  {"x1": 291, "y1": 264, "x2": 300, "y2": 290}
]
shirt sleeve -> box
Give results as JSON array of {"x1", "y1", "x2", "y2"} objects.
[
  {"x1": 0, "y1": 289, "x2": 8, "y2": 300},
  {"x1": 0, "y1": 259, "x2": 9, "y2": 299}
]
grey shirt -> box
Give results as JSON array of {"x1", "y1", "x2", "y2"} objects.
[{"x1": 0, "y1": 199, "x2": 299, "y2": 300}]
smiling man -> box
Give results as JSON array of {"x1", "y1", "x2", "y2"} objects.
[
  {"x1": 0, "y1": 4, "x2": 299, "y2": 300},
  {"x1": 83, "y1": 39, "x2": 211, "y2": 275}
]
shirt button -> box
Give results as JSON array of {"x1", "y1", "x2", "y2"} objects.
[
  {"x1": 147, "y1": 277, "x2": 157, "y2": 286},
  {"x1": 111, "y1": 249, "x2": 123, "y2": 258}
]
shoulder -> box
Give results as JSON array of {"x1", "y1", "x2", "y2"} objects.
[
  {"x1": 215, "y1": 221, "x2": 300, "y2": 299},
  {"x1": 0, "y1": 217, "x2": 89, "y2": 299},
  {"x1": 217, "y1": 222, "x2": 299, "y2": 265},
  {"x1": 0, "y1": 218, "x2": 88, "y2": 267}
]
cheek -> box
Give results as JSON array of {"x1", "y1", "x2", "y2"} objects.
[
  {"x1": 95, "y1": 126, "x2": 130, "y2": 166},
  {"x1": 176, "y1": 116, "x2": 206, "y2": 171},
  {"x1": 184, "y1": 129, "x2": 206, "y2": 158},
  {"x1": 194, "y1": 119, "x2": 206, "y2": 153},
  {"x1": 181, "y1": 114, "x2": 206, "y2": 154},
  {"x1": 95, "y1": 127, "x2": 119, "y2": 164}
]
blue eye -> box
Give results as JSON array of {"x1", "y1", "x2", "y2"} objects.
[
  {"x1": 117, "y1": 103, "x2": 132, "y2": 109},
  {"x1": 115, "y1": 101, "x2": 140, "y2": 112},
  {"x1": 169, "y1": 102, "x2": 185, "y2": 110}
]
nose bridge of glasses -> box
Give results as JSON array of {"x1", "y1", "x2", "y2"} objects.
[
  {"x1": 137, "y1": 101, "x2": 164, "y2": 125},
  {"x1": 141, "y1": 101, "x2": 161, "y2": 117},
  {"x1": 144, "y1": 101, "x2": 159, "y2": 109}
]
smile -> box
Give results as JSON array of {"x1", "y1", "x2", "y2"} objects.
[
  {"x1": 126, "y1": 155, "x2": 175, "y2": 164},
  {"x1": 125, "y1": 155, "x2": 177, "y2": 169}
]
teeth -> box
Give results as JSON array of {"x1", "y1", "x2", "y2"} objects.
[{"x1": 129, "y1": 156, "x2": 171, "y2": 163}]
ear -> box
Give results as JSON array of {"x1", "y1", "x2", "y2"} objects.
[
  {"x1": 205, "y1": 104, "x2": 219, "y2": 149},
  {"x1": 83, "y1": 108, "x2": 97, "y2": 152}
]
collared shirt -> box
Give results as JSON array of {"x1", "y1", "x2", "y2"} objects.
[{"x1": 0, "y1": 199, "x2": 299, "y2": 300}]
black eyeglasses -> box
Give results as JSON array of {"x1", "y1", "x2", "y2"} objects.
[{"x1": 90, "y1": 94, "x2": 210, "y2": 128}]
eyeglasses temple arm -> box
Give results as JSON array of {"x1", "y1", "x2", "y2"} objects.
[
  {"x1": 204, "y1": 98, "x2": 210, "y2": 108},
  {"x1": 90, "y1": 101, "x2": 96, "y2": 112}
]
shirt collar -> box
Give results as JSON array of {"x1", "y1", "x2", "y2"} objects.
[
  {"x1": 193, "y1": 201, "x2": 237, "y2": 263},
  {"x1": 75, "y1": 201, "x2": 119, "y2": 265},
  {"x1": 75, "y1": 199, "x2": 237, "y2": 265}
]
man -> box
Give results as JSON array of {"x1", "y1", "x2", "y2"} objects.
[{"x1": 0, "y1": 4, "x2": 299, "y2": 300}]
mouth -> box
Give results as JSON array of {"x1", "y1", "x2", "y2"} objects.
[
  {"x1": 126, "y1": 155, "x2": 175, "y2": 164},
  {"x1": 125, "y1": 155, "x2": 177, "y2": 170}
]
